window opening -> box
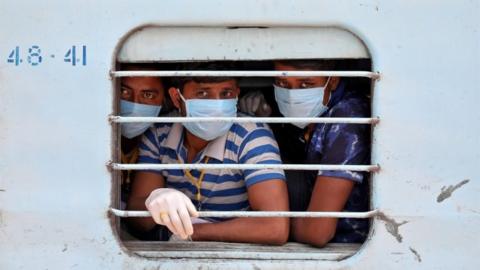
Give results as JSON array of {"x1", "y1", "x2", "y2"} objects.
[{"x1": 110, "y1": 59, "x2": 378, "y2": 260}]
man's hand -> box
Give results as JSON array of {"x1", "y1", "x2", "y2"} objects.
[
  {"x1": 238, "y1": 91, "x2": 272, "y2": 117},
  {"x1": 145, "y1": 188, "x2": 199, "y2": 239}
]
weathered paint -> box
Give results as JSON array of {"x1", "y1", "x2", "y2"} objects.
[
  {"x1": 376, "y1": 212, "x2": 408, "y2": 243},
  {"x1": 0, "y1": 0, "x2": 479, "y2": 269},
  {"x1": 117, "y1": 27, "x2": 370, "y2": 61},
  {"x1": 436, "y1": 179, "x2": 470, "y2": 203},
  {"x1": 125, "y1": 242, "x2": 361, "y2": 260}
]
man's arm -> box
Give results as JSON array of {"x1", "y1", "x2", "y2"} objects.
[
  {"x1": 191, "y1": 179, "x2": 289, "y2": 245},
  {"x1": 292, "y1": 176, "x2": 354, "y2": 247},
  {"x1": 292, "y1": 93, "x2": 370, "y2": 247},
  {"x1": 126, "y1": 171, "x2": 165, "y2": 232}
]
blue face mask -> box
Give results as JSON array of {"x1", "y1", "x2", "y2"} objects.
[
  {"x1": 274, "y1": 77, "x2": 330, "y2": 128},
  {"x1": 178, "y1": 90, "x2": 237, "y2": 141},
  {"x1": 120, "y1": 100, "x2": 162, "y2": 139}
]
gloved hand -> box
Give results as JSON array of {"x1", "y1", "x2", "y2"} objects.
[
  {"x1": 145, "y1": 188, "x2": 199, "y2": 239},
  {"x1": 238, "y1": 91, "x2": 272, "y2": 117},
  {"x1": 168, "y1": 218, "x2": 211, "y2": 242},
  {"x1": 191, "y1": 217, "x2": 211, "y2": 224},
  {"x1": 168, "y1": 217, "x2": 212, "y2": 242}
]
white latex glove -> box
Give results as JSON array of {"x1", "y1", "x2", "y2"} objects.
[
  {"x1": 191, "y1": 217, "x2": 212, "y2": 225},
  {"x1": 168, "y1": 218, "x2": 211, "y2": 242},
  {"x1": 238, "y1": 91, "x2": 272, "y2": 117},
  {"x1": 169, "y1": 234, "x2": 190, "y2": 242},
  {"x1": 145, "y1": 188, "x2": 198, "y2": 239}
]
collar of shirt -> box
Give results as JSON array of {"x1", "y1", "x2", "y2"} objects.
[
  {"x1": 324, "y1": 81, "x2": 346, "y2": 112},
  {"x1": 163, "y1": 123, "x2": 228, "y2": 162},
  {"x1": 121, "y1": 147, "x2": 139, "y2": 164}
]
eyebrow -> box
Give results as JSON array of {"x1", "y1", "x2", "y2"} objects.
[
  {"x1": 141, "y1": 89, "x2": 160, "y2": 92},
  {"x1": 195, "y1": 84, "x2": 235, "y2": 92},
  {"x1": 122, "y1": 83, "x2": 161, "y2": 92},
  {"x1": 276, "y1": 78, "x2": 314, "y2": 82},
  {"x1": 197, "y1": 87, "x2": 232, "y2": 90},
  {"x1": 297, "y1": 78, "x2": 315, "y2": 82},
  {"x1": 120, "y1": 83, "x2": 133, "y2": 90}
]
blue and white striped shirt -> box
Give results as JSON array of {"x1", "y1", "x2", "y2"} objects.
[{"x1": 138, "y1": 122, "x2": 285, "y2": 216}]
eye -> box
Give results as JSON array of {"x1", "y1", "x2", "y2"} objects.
[
  {"x1": 300, "y1": 82, "x2": 313, "y2": 88},
  {"x1": 195, "y1": 90, "x2": 209, "y2": 98},
  {"x1": 142, "y1": 91, "x2": 157, "y2": 100},
  {"x1": 221, "y1": 89, "x2": 235, "y2": 99},
  {"x1": 275, "y1": 79, "x2": 288, "y2": 88},
  {"x1": 121, "y1": 87, "x2": 132, "y2": 99}
]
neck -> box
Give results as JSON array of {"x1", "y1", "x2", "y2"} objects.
[
  {"x1": 183, "y1": 130, "x2": 209, "y2": 163},
  {"x1": 303, "y1": 123, "x2": 317, "y2": 143},
  {"x1": 121, "y1": 136, "x2": 139, "y2": 154}
]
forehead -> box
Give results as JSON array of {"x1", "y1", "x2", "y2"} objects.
[
  {"x1": 274, "y1": 62, "x2": 315, "y2": 71},
  {"x1": 184, "y1": 79, "x2": 238, "y2": 90},
  {"x1": 121, "y1": 77, "x2": 163, "y2": 89},
  {"x1": 274, "y1": 62, "x2": 323, "y2": 81}
]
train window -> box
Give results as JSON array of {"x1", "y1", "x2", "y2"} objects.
[{"x1": 109, "y1": 26, "x2": 379, "y2": 261}]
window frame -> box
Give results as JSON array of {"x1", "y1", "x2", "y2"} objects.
[{"x1": 111, "y1": 26, "x2": 378, "y2": 261}]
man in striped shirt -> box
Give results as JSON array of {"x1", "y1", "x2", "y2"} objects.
[{"x1": 127, "y1": 63, "x2": 289, "y2": 244}]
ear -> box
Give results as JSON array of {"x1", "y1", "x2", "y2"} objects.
[
  {"x1": 322, "y1": 77, "x2": 340, "y2": 106},
  {"x1": 234, "y1": 85, "x2": 241, "y2": 97},
  {"x1": 328, "y1": 77, "x2": 340, "y2": 92},
  {"x1": 168, "y1": 87, "x2": 182, "y2": 109}
]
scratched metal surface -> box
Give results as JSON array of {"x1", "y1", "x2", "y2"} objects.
[
  {"x1": 0, "y1": 0, "x2": 479, "y2": 269},
  {"x1": 124, "y1": 241, "x2": 361, "y2": 260},
  {"x1": 117, "y1": 27, "x2": 370, "y2": 61}
]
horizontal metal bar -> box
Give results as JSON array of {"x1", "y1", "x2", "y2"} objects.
[
  {"x1": 110, "y1": 116, "x2": 379, "y2": 124},
  {"x1": 111, "y1": 70, "x2": 380, "y2": 79},
  {"x1": 111, "y1": 163, "x2": 380, "y2": 172},
  {"x1": 110, "y1": 208, "x2": 379, "y2": 219}
]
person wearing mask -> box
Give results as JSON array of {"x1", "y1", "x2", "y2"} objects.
[
  {"x1": 127, "y1": 62, "x2": 289, "y2": 244},
  {"x1": 118, "y1": 64, "x2": 167, "y2": 240},
  {"x1": 118, "y1": 64, "x2": 166, "y2": 193},
  {"x1": 238, "y1": 60, "x2": 370, "y2": 247},
  {"x1": 120, "y1": 71, "x2": 165, "y2": 176}
]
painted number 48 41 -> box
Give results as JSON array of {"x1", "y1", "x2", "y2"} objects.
[{"x1": 7, "y1": 45, "x2": 87, "y2": 66}]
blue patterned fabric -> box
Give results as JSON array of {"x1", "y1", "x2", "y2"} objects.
[
  {"x1": 137, "y1": 122, "x2": 285, "y2": 219},
  {"x1": 272, "y1": 81, "x2": 370, "y2": 243},
  {"x1": 306, "y1": 82, "x2": 370, "y2": 243}
]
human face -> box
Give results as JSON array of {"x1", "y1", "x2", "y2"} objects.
[
  {"x1": 169, "y1": 79, "x2": 240, "y2": 112},
  {"x1": 274, "y1": 62, "x2": 337, "y2": 106},
  {"x1": 120, "y1": 77, "x2": 164, "y2": 106}
]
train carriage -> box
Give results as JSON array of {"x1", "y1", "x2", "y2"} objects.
[{"x1": 0, "y1": 1, "x2": 479, "y2": 269}]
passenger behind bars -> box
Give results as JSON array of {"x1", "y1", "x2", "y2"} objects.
[
  {"x1": 118, "y1": 64, "x2": 171, "y2": 240},
  {"x1": 238, "y1": 60, "x2": 370, "y2": 247},
  {"x1": 119, "y1": 64, "x2": 166, "y2": 197},
  {"x1": 127, "y1": 62, "x2": 289, "y2": 244}
]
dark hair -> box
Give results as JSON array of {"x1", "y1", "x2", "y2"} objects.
[
  {"x1": 275, "y1": 59, "x2": 337, "y2": 70},
  {"x1": 118, "y1": 63, "x2": 164, "y2": 86},
  {"x1": 172, "y1": 62, "x2": 238, "y2": 91},
  {"x1": 119, "y1": 63, "x2": 164, "y2": 71}
]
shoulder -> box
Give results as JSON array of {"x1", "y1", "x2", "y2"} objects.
[
  {"x1": 141, "y1": 123, "x2": 173, "y2": 148},
  {"x1": 228, "y1": 122, "x2": 273, "y2": 140},
  {"x1": 228, "y1": 122, "x2": 278, "y2": 155},
  {"x1": 327, "y1": 91, "x2": 370, "y2": 118},
  {"x1": 310, "y1": 92, "x2": 370, "y2": 150},
  {"x1": 145, "y1": 123, "x2": 173, "y2": 138}
]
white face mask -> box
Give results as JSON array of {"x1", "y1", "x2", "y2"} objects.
[
  {"x1": 120, "y1": 100, "x2": 162, "y2": 139},
  {"x1": 177, "y1": 89, "x2": 237, "y2": 141},
  {"x1": 274, "y1": 77, "x2": 330, "y2": 128}
]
